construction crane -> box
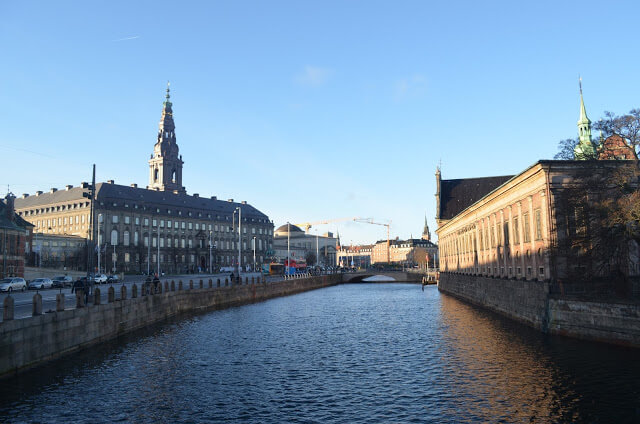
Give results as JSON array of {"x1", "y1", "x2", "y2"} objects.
[
  {"x1": 295, "y1": 217, "x2": 360, "y2": 233},
  {"x1": 354, "y1": 218, "x2": 392, "y2": 264}
]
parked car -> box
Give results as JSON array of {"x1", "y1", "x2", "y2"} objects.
[
  {"x1": 106, "y1": 274, "x2": 119, "y2": 283},
  {"x1": 52, "y1": 275, "x2": 73, "y2": 288},
  {"x1": 93, "y1": 274, "x2": 108, "y2": 284},
  {"x1": 28, "y1": 278, "x2": 53, "y2": 290},
  {"x1": 0, "y1": 278, "x2": 27, "y2": 292}
]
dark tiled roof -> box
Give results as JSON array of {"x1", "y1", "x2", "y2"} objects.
[
  {"x1": 439, "y1": 175, "x2": 513, "y2": 220},
  {"x1": 15, "y1": 183, "x2": 269, "y2": 220},
  {"x1": 0, "y1": 200, "x2": 32, "y2": 231}
]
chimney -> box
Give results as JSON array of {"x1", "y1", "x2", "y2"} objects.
[
  {"x1": 241, "y1": 200, "x2": 247, "y2": 205},
  {"x1": 210, "y1": 196, "x2": 217, "y2": 200},
  {"x1": 65, "y1": 185, "x2": 73, "y2": 191},
  {"x1": 22, "y1": 194, "x2": 29, "y2": 199},
  {"x1": 50, "y1": 188, "x2": 58, "y2": 193},
  {"x1": 131, "y1": 183, "x2": 138, "y2": 188},
  {"x1": 107, "y1": 180, "x2": 114, "y2": 184},
  {"x1": 80, "y1": 182, "x2": 88, "y2": 188},
  {"x1": 228, "y1": 199, "x2": 234, "y2": 202},
  {"x1": 5, "y1": 193, "x2": 16, "y2": 222},
  {"x1": 193, "y1": 193, "x2": 199, "y2": 198},
  {"x1": 35, "y1": 191, "x2": 43, "y2": 196}
]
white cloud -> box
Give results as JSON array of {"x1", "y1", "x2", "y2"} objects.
[
  {"x1": 295, "y1": 66, "x2": 333, "y2": 86},
  {"x1": 393, "y1": 74, "x2": 427, "y2": 100}
]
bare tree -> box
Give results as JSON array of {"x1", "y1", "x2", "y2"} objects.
[
  {"x1": 593, "y1": 109, "x2": 640, "y2": 160},
  {"x1": 550, "y1": 163, "x2": 639, "y2": 295},
  {"x1": 554, "y1": 138, "x2": 580, "y2": 160}
]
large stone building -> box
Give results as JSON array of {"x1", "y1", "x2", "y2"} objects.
[
  {"x1": 436, "y1": 88, "x2": 639, "y2": 286},
  {"x1": 15, "y1": 85, "x2": 273, "y2": 274}
]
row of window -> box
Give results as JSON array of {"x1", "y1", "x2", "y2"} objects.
[
  {"x1": 20, "y1": 202, "x2": 90, "y2": 216},
  {"x1": 100, "y1": 214, "x2": 272, "y2": 235},
  {"x1": 100, "y1": 229, "x2": 270, "y2": 251}
]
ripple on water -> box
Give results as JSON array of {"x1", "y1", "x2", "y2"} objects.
[{"x1": 1, "y1": 284, "x2": 640, "y2": 423}]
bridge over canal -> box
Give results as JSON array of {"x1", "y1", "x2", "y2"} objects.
[{"x1": 342, "y1": 271, "x2": 425, "y2": 283}]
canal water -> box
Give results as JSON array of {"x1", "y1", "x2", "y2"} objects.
[{"x1": 1, "y1": 283, "x2": 639, "y2": 423}]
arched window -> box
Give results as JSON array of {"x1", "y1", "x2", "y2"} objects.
[
  {"x1": 154, "y1": 168, "x2": 159, "y2": 182},
  {"x1": 134, "y1": 231, "x2": 139, "y2": 246},
  {"x1": 171, "y1": 170, "x2": 176, "y2": 183},
  {"x1": 110, "y1": 229, "x2": 118, "y2": 246},
  {"x1": 123, "y1": 231, "x2": 130, "y2": 246}
]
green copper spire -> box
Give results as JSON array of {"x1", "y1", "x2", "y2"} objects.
[{"x1": 574, "y1": 77, "x2": 596, "y2": 160}]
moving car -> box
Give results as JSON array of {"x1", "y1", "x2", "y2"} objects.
[
  {"x1": 28, "y1": 278, "x2": 53, "y2": 290},
  {"x1": 93, "y1": 274, "x2": 108, "y2": 284},
  {"x1": 106, "y1": 274, "x2": 119, "y2": 283},
  {"x1": 0, "y1": 278, "x2": 27, "y2": 292},
  {"x1": 52, "y1": 275, "x2": 73, "y2": 288}
]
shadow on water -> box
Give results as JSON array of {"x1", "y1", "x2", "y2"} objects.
[{"x1": 436, "y1": 293, "x2": 640, "y2": 423}]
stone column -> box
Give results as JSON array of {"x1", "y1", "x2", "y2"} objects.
[
  {"x1": 56, "y1": 293, "x2": 65, "y2": 312},
  {"x1": 189, "y1": 280, "x2": 193, "y2": 290},
  {"x1": 540, "y1": 189, "x2": 550, "y2": 280},
  {"x1": 528, "y1": 195, "x2": 536, "y2": 280},
  {"x1": 3, "y1": 296, "x2": 14, "y2": 320},
  {"x1": 94, "y1": 287, "x2": 101, "y2": 305},
  {"x1": 164, "y1": 281, "x2": 169, "y2": 292},
  {"x1": 108, "y1": 286, "x2": 115, "y2": 303},
  {"x1": 217, "y1": 278, "x2": 221, "y2": 287},
  {"x1": 517, "y1": 201, "x2": 525, "y2": 278},
  {"x1": 208, "y1": 279, "x2": 213, "y2": 288},
  {"x1": 171, "y1": 280, "x2": 176, "y2": 291},
  {"x1": 199, "y1": 280, "x2": 203, "y2": 289},
  {"x1": 178, "y1": 280, "x2": 183, "y2": 290},
  {"x1": 132, "y1": 284, "x2": 138, "y2": 298},
  {"x1": 121, "y1": 285, "x2": 127, "y2": 300},
  {"x1": 76, "y1": 289, "x2": 85, "y2": 308}
]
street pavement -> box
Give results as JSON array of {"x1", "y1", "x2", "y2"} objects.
[{"x1": 0, "y1": 272, "x2": 264, "y2": 321}]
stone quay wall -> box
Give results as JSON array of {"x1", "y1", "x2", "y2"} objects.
[
  {"x1": 0, "y1": 274, "x2": 341, "y2": 379},
  {"x1": 437, "y1": 273, "x2": 550, "y2": 329},
  {"x1": 439, "y1": 272, "x2": 640, "y2": 347}
]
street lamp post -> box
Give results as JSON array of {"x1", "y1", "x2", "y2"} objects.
[
  {"x1": 209, "y1": 230, "x2": 213, "y2": 273},
  {"x1": 234, "y1": 207, "x2": 241, "y2": 281},
  {"x1": 252, "y1": 236, "x2": 256, "y2": 272},
  {"x1": 157, "y1": 228, "x2": 160, "y2": 277}
]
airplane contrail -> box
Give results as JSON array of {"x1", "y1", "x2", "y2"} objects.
[{"x1": 112, "y1": 35, "x2": 140, "y2": 42}]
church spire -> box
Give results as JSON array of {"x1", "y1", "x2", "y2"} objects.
[
  {"x1": 574, "y1": 77, "x2": 596, "y2": 160},
  {"x1": 422, "y1": 214, "x2": 431, "y2": 241},
  {"x1": 148, "y1": 82, "x2": 185, "y2": 193}
]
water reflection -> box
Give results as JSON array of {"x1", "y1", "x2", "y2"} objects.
[
  {"x1": 437, "y1": 294, "x2": 640, "y2": 422},
  {"x1": 0, "y1": 284, "x2": 638, "y2": 423}
]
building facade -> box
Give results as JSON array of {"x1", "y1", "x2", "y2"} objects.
[
  {"x1": 1, "y1": 194, "x2": 33, "y2": 278},
  {"x1": 273, "y1": 224, "x2": 337, "y2": 267},
  {"x1": 15, "y1": 85, "x2": 273, "y2": 274},
  {"x1": 437, "y1": 90, "x2": 639, "y2": 285}
]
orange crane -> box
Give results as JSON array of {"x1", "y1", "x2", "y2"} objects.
[
  {"x1": 354, "y1": 218, "x2": 392, "y2": 263},
  {"x1": 294, "y1": 217, "x2": 360, "y2": 233}
]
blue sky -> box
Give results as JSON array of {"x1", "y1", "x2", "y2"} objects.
[{"x1": 1, "y1": 1, "x2": 639, "y2": 244}]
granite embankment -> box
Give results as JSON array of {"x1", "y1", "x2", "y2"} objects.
[
  {"x1": 438, "y1": 272, "x2": 640, "y2": 347},
  {"x1": 0, "y1": 274, "x2": 341, "y2": 378}
]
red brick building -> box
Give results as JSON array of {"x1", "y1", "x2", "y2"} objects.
[{"x1": 0, "y1": 194, "x2": 33, "y2": 278}]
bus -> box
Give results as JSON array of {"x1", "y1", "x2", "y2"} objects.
[{"x1": 262, "y1": 263, "x2": 284, "y2": 275}]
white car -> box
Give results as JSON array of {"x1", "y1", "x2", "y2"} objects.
[
  {"x1": 93, "y1": 274, "x2": 108, "y2": 283},
  {"x1": 28, "y1": 278, "x2": 53, "y2": 290},
  {"x1": 0, "y1": 278, "x2": 27, "y2": 292}
]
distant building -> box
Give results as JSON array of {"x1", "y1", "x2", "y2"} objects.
[
  {"x1": 337, "y1": 244, "x2": 373, "y2": 268},
  {"x1": 15, "y1": 85, "x2": 273, "y2": 274},
  {"x1": 0, "y1": 194, "x2": 33, "y2": 278},
  {"x1": 272, "y1": 224, "x2": 337, "y2": 267}
]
